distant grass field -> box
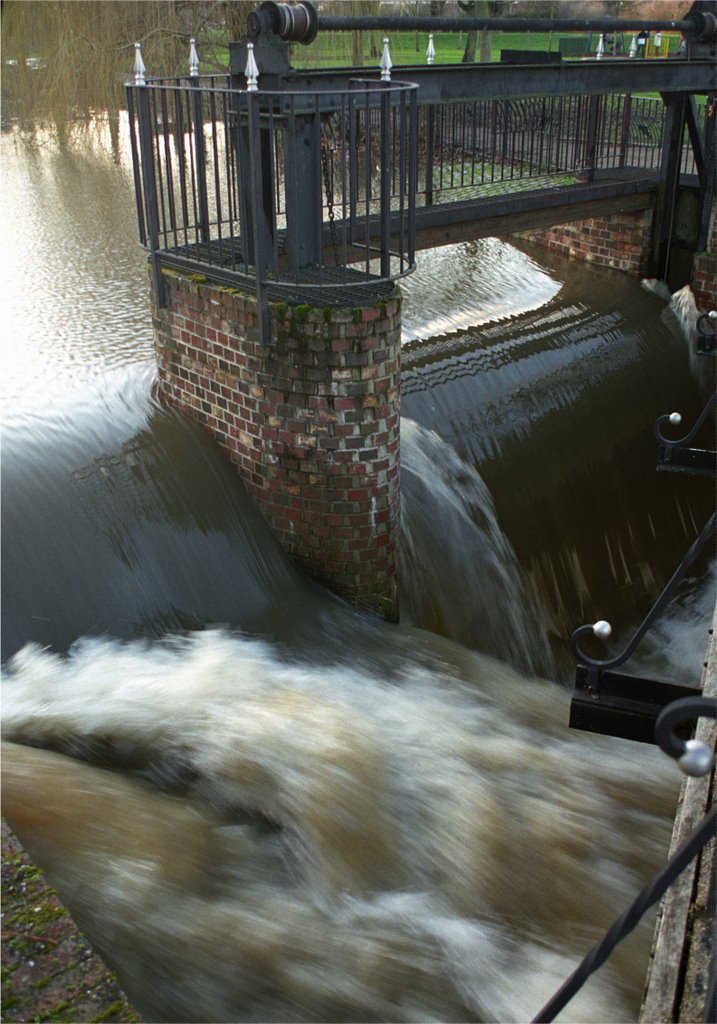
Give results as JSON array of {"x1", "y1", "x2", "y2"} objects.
[{"x1": 215, "y1": 27, "x2": 682, "y2": 76}]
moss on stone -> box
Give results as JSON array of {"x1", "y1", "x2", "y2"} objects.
[{"x1": 292, "y1": 304, "x2": 312, "y2": 324}]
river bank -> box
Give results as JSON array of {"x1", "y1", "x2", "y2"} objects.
[{"x1": 1, "y1": 821, "x2": 139, "y2": 1024}]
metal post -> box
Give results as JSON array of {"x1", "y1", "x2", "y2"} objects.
[
  {"x1": 652, "y1": 91, "x2": 688, "y2": 281},
  {"x1": 380, "y1": 85, "x2": 391, "y2": 278},
  {"x1": 246, "y1": 89, "x2": 269, "y2": 341},
  {"x1": 133, "y1": 44, "x2": 165, "y2": 307},
  {"x1": 696, "y1": 95, "x2": 716, "y2": 251},
  {"x1": 189, "y1": 43, "x2": 210, "y2": 247},
  {"x1": 425, "y1": 105, "x2": 435, "y2": 207},
  {"x1": 618, "y1": 93, "x2": 633, "y2": 168},
  {"x1": 584, "y1": 94, "x2": 601, "y2": 180},
  {"x1": 283, "y1": 101, "x2": 323, "y2": 276}
]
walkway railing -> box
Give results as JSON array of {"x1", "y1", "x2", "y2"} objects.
[{"x1": 127, "y1": 70, "x2": 418, "y2": 329}]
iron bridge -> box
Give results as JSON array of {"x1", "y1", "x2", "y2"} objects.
[{"x1": 127, "y1": 0, "x2": 716, "y2": 328}]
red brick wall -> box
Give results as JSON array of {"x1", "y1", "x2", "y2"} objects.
[
  {"x1": 152, "y1": 270, "x2": 401, "y2": 620},
  {"x1": 517, "y1": 209, "x2": 653, "y2": 276}
]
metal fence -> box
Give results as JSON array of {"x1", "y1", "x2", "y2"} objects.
[
  {"x1": 127, "y1": 66, "x2": 706, "y2": 319},
  {"x1": 127, "y1": 74, "x2": 418, "y2": 315},
  {"x1": 414, "y1": 92, "x2": 703, "y2": 205}
]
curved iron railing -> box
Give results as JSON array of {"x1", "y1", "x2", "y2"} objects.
[
  {"x1": 127, "y1": 75, "x2": 418, "y2": 328},
  {"x1": 570, "y1": 511, "x2": 716, "y2": 688}
]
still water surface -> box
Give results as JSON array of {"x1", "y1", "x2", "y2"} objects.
[{"x1": 1, "y1": 130, "x2": 714, "y2": 1022}]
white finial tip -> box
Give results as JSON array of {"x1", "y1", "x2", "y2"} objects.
[
  {"x1": 669, "y1": 412, "x2": 682, "y2": 425},
  {"x1": 593, "y1": 620, "x2": 612, "y2": 639},
  {"x1": 678, "y1": 739, "x2": 713, "y2": 777},
  {"x1": 189, "y1": 37, "x2": 199, "y2": 77},
  {"x1": 133, "y1": 41, "x2": 146, "y2": 84},
  {"x1": 708, "y1": 310, "x2": 717, "y2": 320},
  {"x1": 245, "y1": 42, "x2": 259, "y2": 91},
  {"x1": 380, "y1": 37, "x2": 392, "y2": 80}
]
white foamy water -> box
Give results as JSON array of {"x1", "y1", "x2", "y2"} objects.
[{"x1": 3, "y1": 630, "x2": 680, "y2": 1023}]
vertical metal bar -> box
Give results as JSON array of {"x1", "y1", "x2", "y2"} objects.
[
  {"x1": 652, "y1": 91, "x2": 688, "y2": 281},
  {"x1": 267, "y1": 104, "x2": 280, "y2": 281},
  {"x1": 151, "y1": 90, "x2": 169, "y2": 246},
  {"x1": 696, "y1": 96, "x2": 716, "y2": 251},
  {"x1": 246, "y1": 89, "x2": 268, "y2": 342},
  {"x1": 160, "y1": 88, "x2": 178, "y2": 250},
  {"x1": 584, "y1": 95, "x2": 600, "y2": 179},
  {"x1": 209, "y1": 90, "x2": 223, "y2": 267},
  {"x1": 184, "y1": 89, "x2": 201, "y2": 249},
  {"x1": 380, "y1": 85, "x2": 391, "y2": 279},
  {"x1": 348, "y1": 89, "x2": 358, "y2": 245},
  {"x1": 137, "y1": 84, "x2": 165, "y2": 307},
  {"x1": 340, "y1": 94, "x2": 348, "y2": 275},
  {"x1": 397, "y1": 90, "x2": 406, "y2": 271},
  {"x1": 222, "y1": 90, "x2": 239, "y2": 270},
  {"x1": 191, "y1": 82, "x2": 211, "y2": 247},
  {"x1": 408, "y1": 87, "x2": 417, "y2": 267},
  {"x1": 364, "y1": 86, "x2": 371, "y2": 276},
  {"x1": 173, "y1": 89, "x2": 190, "y2": 250},
  {"x1": 285, "y1": 98, "x2": 300, "y2": 280},
  {"x1": 425, "y1": 104, "x2": 435, "y2": 207},
  {"x1": 234, "y1": 92, "x2": 252, "y2": 276},
  {"x1": 126, "y1": 87, "x2": 147, "y2": 246},
  {"x1": 619, "y1": 93, "x2": 632, "y2": 168},
  {"x1": 313, "y1": 94, "x2": 323, "y2": 281}
]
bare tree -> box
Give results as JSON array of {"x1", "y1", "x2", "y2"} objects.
[
  {"x1": 1, "y1": 0, "x2": 253, "y2": 144},
  {"x1": 458, "y1": 0, "x2": 502, "y2": 63}
]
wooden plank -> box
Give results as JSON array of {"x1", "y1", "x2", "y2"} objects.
[{"x1": 639, "y1": 609, "x2": 716, "y2": 1023}]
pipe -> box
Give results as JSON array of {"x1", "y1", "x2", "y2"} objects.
[
  {"x1": 247, "y1": 1, "x2": 715, "y2": 47},
  {"x1": 318, "y1": 15, "x2": 693, "y2": 36}
]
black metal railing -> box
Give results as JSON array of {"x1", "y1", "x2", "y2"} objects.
[
  {"x1": 568, "y1": 511, "x2": 716, "y2": 743},
  {"x1": 127, "y1": 75, "x2": 418, "y2": 334}
]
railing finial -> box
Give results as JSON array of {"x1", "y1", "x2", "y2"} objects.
[
  {"x1": 380, "y1": 37, "x2": 392, "y2": 81},
  {"x1": 133, "y1": 41, "x2": 146, "y2": 85},
  {"x1": 245, "y1": 42, "x2": 260, "y2": 91},
  {"x1": 426, "y1": 33, "x2": 435, "y2": 65},
  {"x1": 189, "y1": 38, "x2": 200, "y2": 78}
]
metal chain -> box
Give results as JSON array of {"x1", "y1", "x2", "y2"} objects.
[{"x1": 321, "y1": 131, "x2": 340, "y2": 269}]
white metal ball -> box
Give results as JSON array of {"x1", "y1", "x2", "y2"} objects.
[
  {"x1": 593, "y1": 620, "x2": 612, "y2": 639},
  {"x1": 677, "y1": 739, "x2": 714, "y2": 777},
  {"x1": 708, "y1": 310, "x2": 717, "y2": 320},
  {"x1": 668, "y1": 412, "x2": 682, "y2": 426}
]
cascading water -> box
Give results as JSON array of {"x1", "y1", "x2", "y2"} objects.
[{"x1": 2, "y1": 131, "x2": 714, "y2": 1023}]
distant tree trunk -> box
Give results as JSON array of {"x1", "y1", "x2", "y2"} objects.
[
  {"x1": 463, "y1": 30, "x2": 478, "y2": 62},
  {"x1": 352, "y1": 30, "x2": 364, "y2": 65},
  {"x1": 458, "y1": 0, "x2": 487, "y2": 64}
]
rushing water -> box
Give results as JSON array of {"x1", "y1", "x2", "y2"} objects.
[{"x1": 1, "y1": 129, "x2": 714, "y2": 1023}]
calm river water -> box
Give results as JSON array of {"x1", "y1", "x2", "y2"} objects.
[{"x1": 1, "y1": 127, "x2": 714, "y2": 1023}]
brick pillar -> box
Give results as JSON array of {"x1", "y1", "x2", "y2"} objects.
[{"x1": 152, "y1": 270, "x2": 401, "y2": 621}]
